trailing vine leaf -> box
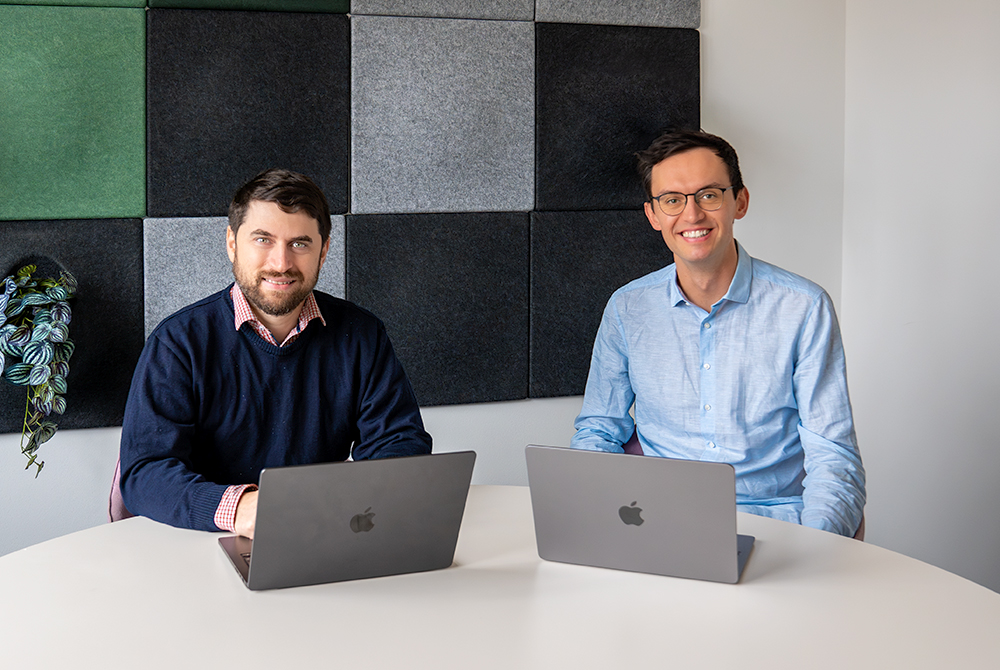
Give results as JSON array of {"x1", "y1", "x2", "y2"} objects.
[{"x1": 0, "y1": 265, "x2": 77, "y2": 475}]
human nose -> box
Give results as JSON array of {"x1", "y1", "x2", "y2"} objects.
[
  {"x1": 678, "y1": 193, "x2": 704, "y2": 221},
  {"x1": 266, "y1": 244, "x2": 294, "y2": 272}
]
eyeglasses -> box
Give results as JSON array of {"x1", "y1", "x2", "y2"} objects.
[{"x1": 649, "y1": 187, "x2": 732, "y2": 217}]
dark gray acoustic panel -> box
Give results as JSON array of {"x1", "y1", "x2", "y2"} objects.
[
  {"x1": 535, "y1": 0, "x2": 700, "y2": 28},
  {"x1": 146, "y1": 9, "x2": 350, "y2": 217},
  {"x1": 529, "y1": 210, "x2": 674, "y2": 398},
  {"x1": 346, "y1": 213, "x2": 529, "y2": 406},
  {"x1": 0, "y1": 220, "x2": 144, "y2": 433},
  {"x1": 149, "y1": 1, "x2": 347, "y2": 10},
  {"x1": 535, "y1": 23, "x2": 700, "y2": 212},
  {"x1": 351, "y1": 16, "x2": 534, "y2": 214},
  {"x1": 143, "y1": 216, "x2": 346, "y2": 337},
  {"x1": 351, "y1": 0, "x2": 532, "y2": 20}
]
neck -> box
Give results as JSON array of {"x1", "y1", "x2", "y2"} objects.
[
  {"x1": 252, "y1": 303, "x2": 303, "y2": 344},
  {"x1": 675, "y1": 245, "x2": 739, "y2": 312}
]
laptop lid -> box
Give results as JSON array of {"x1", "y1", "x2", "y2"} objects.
[
  {"x1": 220, "y1": 450, "x2": 476, "y2": 590},
  {"x1": 525, "y1": 445, "x2": 753, "y2": 584}
]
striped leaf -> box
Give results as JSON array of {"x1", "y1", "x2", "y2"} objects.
[
  {"x1": 35, "y1": 422, "x2": 57, "y2": 445},
  {"x1": 29, "y1": 323, "x2": 52, "y2": 342},
  {"x1": 50, "y1": 360, "x2": 70, "y2": 378},
  {"x1": 20, "y1": 293, "x2": 52, "y2": 308},
  {"x1": 29, "y1": 364, "x2": 51, "y2": 386},
  {"x1": 34, "y1": 396, "x2": 53, "y2": 415},
  {"x1": 0, "y1": 334, "x2": 22, "y2": 357},
  {"x1": 48, "y1": 322, "x2": 69, "y2": 343},
  {"x1": 52, "y1": 396, "x2": 66, "y2": 415},
  {"x1": 60, "y1": 271, "x2": 78, "y2": 294},
  {"x1": 50, "y1": 302, "x2": 72, "y2": 324},
  {"x1": 45, "y1": 286, "x2": 69, "y2": 301},
  {"x1": 4, "y1": 363, "x2": 32, "y2": 385},
  {"x1": 53, "y1": 341, "x2": 75, "y2": 362},
  {"x1": 22, "y1": 340, "x2": 54, "y2": 366},
  {"x1": 49, "y1": 374, "x2": 67, "y2": 395},
  {"x1": 32, "y1": 308, "x2": 53, "y2": 326}
]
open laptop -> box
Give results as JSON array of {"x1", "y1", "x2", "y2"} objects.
[
  {"x1": 525, "y1": 445, "x2": 754, "y2": 584},
  {"x1": 219, "y1": 450, "x2": 476, "y2": 590}
]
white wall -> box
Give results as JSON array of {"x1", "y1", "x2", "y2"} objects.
[{"x1": 842, "y1": 0, "x2": 1000, "y2": 591}]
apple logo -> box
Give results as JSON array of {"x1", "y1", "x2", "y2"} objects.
[
  {"x1": 619, "y1": 501, "x2": 644, "y2": 526},
  {"x1": 350, "y1": 507, "x2": 375, "y2": 533}
]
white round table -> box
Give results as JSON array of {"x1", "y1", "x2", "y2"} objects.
[{"x1": 1, "y1": 485, "x2": 997, "y2": 668}]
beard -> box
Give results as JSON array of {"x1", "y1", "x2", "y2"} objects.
[{"x1": 231, "y1": 252, "x2": 320, "y2": 317}]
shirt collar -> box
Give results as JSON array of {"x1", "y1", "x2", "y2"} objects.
[
  {"x1": 230, "y1": 283, "x2": 326, "y2": 346},
  {"x1": 668, "y1": 240, "x2": 752, "y2": 307}
]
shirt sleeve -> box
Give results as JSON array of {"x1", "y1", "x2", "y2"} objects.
[
  {"x1": 571, "y1": 296, "x2": 636, "y2": 453},
  {"x1": 119, "y1": 331, "x2": 234, "y2": 532},
  {"x1": 793, "y1": 292, "x2": 867, "y2": 536},
  {"x1": 214, "y1": 484, "x2": 258, "y2": 533},
  {"x1": 349, "y1": 321, "x2": 433, "y2": 460}
]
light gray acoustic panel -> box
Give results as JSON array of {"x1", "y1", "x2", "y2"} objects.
[
  {"x1": 351, "y1": 0, "x2": 532, "y2": 20},
  {"x1": 147, "y1": 9, "x2": 350, "y2": 217},
  {"x1": 346, "y1": 212, "x2": 529, "y2": 406},
  {"x1": 0, "y1": 219, "x2": 144, "y2": 433},
  {"x1": 535, "y1": 23, "x2": 700, "y2": 211},
  {"x1": 535, "y1": 0, "x2": 699, "y2": 28},
  {"x1": 530, "y1": 210, "x2": 674, "y2": 398},
  {"x1": 143, "y1": 216, "x2": 346, "y2": 337},
  {"x1": 351, "y1": 16, "x2": 534, "y2": 214}
]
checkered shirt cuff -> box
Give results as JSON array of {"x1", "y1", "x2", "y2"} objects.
[{"x1": 214, "y1": 484, "x2": 258, "y2": 532}]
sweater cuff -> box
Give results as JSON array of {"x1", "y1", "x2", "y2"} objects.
[{"x1": 214, "y1": 484, "x2": 258, "y2": 532}]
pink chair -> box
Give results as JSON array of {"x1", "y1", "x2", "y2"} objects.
[{"x1": 108, "y1": 457, "x2": 135, "y2": 522}]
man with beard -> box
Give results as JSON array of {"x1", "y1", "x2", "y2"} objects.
[{"x1": 119, "y1": 169, "x2": 431, "y2": 538}]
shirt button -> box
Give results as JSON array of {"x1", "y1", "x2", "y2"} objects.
[
  {"x1": 703, "y1": 363, "x2": 710, "y2": 370},
  {"x1": 703, "y1": 322, "x2": 711, "y2": 329},
  {"x1": 708, "y1": 442, "x2": 716, "y2": 448},
  {"x1": 704, "y1": 404, "x2": 711, "y2": 411}
]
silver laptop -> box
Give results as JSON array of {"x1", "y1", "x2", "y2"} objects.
[
  {"x1": 219, "y1": 451, "x2": 476, "y2": 590},
  {"x1": 525, "y1": 445, "x2": 754, "y2": 584}
]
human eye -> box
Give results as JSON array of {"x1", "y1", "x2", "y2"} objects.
[
  {"x1": 698, "y1": 189, "x2": 720, "y2": 202},
  {"x1": 662, "y1": 194, "x2": 682, "y2": 206}
]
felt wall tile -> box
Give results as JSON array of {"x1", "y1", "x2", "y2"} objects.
[
  {"x1": 0, "y1": 6, "x2": 145, "y2": 221},
  {"x1": 535, "y1": 23, "x2": 699, "y2": 212},
  {"x1": 535, "y1": 0, "x2": 700, "y2": 29},
  {"x1": 529, "y1": 210, "x2": 673, "y2": 398},
  {"x1": 352, "y1": 0, "x2": 532, "y2": 20},
  {"x1": 1, "y1": 1, "x2": 143, "y2": 6},
  {"x1": 143, "y1": 216, "x2": 346, "y2": 337},
  {"x1": 0, "y1": 220, "x2": 144, "y2": 433},
  {"x1": 351, "y1": 16, "x2": 534, "y2": 214},
  {"x1": 346, "y1": 213, "x2": 529, "y2": 406},
  {"x1": 146, "y1": 10, "x2": 349, "y2": 217},
  {"x1": 148, "y1": 1, "x2": 348, "y2": 11}
]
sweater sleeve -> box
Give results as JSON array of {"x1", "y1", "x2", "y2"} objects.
[
  {"x1": 350, "y1": 321, "x2": 432, "y2": 460},
  {"x1": 119, "y1": 330, "x2": 231, "y2": 532}
]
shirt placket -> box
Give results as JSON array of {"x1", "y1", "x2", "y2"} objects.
[{"x1": 699, "y1": 314, "x2": 718, "y2": 459}]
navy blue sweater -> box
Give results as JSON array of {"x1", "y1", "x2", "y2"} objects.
[{"x1": 119, "y1": 287, "x2": 432, "y2": 531}]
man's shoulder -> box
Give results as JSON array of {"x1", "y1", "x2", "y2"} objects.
[
  {"x1": 611, "y1": 263, "x2": 677, "y2": 299},
  {"x1": 149, "y1": 286, "x2": 233, "y2": 341},
  {"x1": 748, "y1": 255, "x2": 829, "y2": 303},
  {"x1": 311, "y1": 291, "x2": 386, "y2": 334}
]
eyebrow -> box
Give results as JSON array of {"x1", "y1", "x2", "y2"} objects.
[{"x1": 655, "y1": 182, "x2": 728, "y2": 196}]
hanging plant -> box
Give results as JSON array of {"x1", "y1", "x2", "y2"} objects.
[{"x1": 0, "y1": 264, "x2": 78, "y2": 475}]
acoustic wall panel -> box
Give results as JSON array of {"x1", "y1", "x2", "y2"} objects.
[
  {"x1": 0, "y1": 1, "x2": 143, "y2": 6},
  {"x1": 535, "y1": 0, "x2": 700, "y2": 28},
  {"x1": 143, "y1": 216, "x2": 346, "y2": 337},
  {"x1": 0, "y1": 220, "x2": 144, "y2": 433},
  {"x1": 149, "y1": 1, "x2": 347, "y2": 10},
  {"x1": 529, "y1": 210, "x2": 673, "y2": 398},
  {"x1": 346, "y1": 213, "x2": 530, "y2": 406},
  {"x1": 351, "y1": 0, "x2": 533, "y2": 20},
  {"x1": 351, "y1": 16, "x2": 534, "y2": 214},
  {"x1": 0, "y1": 5, "x2": 145, "y2": 221},
  {"x1": 535, "y1": 23, "x2": 700, "y2": 212},
  {"x1": 146, "y1": 9, "x2": 350, "y2": 217}
]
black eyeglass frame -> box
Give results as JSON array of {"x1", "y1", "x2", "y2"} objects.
[{"x1": 648, "y1": 187, "x2": 734, "y2": 215}]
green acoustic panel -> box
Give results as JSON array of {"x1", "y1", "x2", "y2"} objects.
[
  {"x1": 0, "y1": 6, "x2": 145, "y2": 221},
  {"x1": 0, "y1": 1, "x2": 143, "y2": 6},
  {"x1": 148, "y1": 1, "x2": 348, "y2": 10}
]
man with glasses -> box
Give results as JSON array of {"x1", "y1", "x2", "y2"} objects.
[{"x1": 571, "y1": 130, "x2": 865, "y2": 537}]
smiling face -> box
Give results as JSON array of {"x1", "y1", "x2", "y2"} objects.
[
  {"x1": 643, "y1": 147, "x2": 749, "y2": 279},
  {"x1": 227, "y1": 200, "x2": 329, "y2": 318}
]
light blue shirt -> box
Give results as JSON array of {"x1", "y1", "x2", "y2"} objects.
[{"x1": 572, "y1": 242, "x2": 866, "y2": 536}]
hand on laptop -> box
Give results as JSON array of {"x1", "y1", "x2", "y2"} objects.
[{"x1": 235, "y1": 490, "x2": 258, "y2": 539}]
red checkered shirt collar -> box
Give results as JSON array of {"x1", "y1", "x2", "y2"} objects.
[{"x1": 230, "y1": 283, "x2": 326, "y2": 347}]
